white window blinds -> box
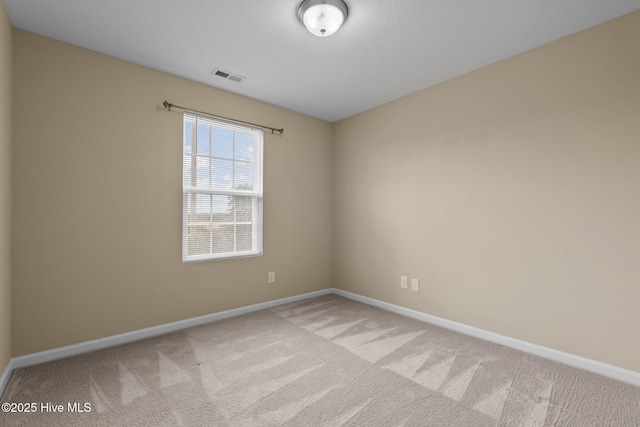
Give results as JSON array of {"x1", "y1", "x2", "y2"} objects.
[{"x1": 182, "y1": 113, "x2": 263, "y2": 261}]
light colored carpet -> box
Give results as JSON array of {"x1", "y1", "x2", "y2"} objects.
[{"x1": 1, "y1": 295, "x2": 639, "y2": 426}]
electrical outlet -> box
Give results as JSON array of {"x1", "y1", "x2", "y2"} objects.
[
  {"x1": 411, "y1": 278, "x2": 419, "y2": 292},
  {"x1": 400, "y1": 276, "x2": 408, "y2": 289},
  {"x1": 268, "y1": 272, "x2": 275, "y2": 284}
]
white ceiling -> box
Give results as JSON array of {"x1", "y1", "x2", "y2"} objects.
[{"x1": 5, "y1": 0, "x2": 640, "y2": 122}]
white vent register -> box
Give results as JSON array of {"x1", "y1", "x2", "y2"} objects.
[{"x1": 211, "y1": 68, "x2": 245, "y2": 83}]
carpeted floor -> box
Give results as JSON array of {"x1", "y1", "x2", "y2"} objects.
[{"x1": 1, "y1": 294, "x2": 639, "y2": 426}]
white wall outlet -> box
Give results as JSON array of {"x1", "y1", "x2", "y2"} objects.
[
  {"x1": 411, "y1": 278, "x2": 419, "y2": 292},
  {"x1": 400, "y1": 276, "x2": 408, "y2": 289},
  {"x1": 268, "y1": 272, "x2": 275, "y2": 284}
]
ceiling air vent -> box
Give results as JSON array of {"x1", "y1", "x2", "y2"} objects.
[{"x1": 211, "y1": 68, "x2": 245, "y2": 84}]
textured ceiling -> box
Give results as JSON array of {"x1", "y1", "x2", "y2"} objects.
[{"x1": 5, "y1": 0, "x2": 640, "y2": 122}]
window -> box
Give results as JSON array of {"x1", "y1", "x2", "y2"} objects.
[{"x1": 182, "y1": 113, "x2": 263, "y2": 261}]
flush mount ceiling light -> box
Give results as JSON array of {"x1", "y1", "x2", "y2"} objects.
[{"x1": 298, "y1": 0, "x2": 348, "y2": 37}]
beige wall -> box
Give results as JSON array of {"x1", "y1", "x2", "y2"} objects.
[
  {"x1": 11, "y1": 30, "x2": 333, "y2": 355},
  {"x1": 334, "y1": 11, "x2": 640, "y2": 371},
  {"x1": 0, "y1": 1, "x2": 12, "y2": 373}
]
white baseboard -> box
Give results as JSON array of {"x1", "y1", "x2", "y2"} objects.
[
  {"x1": 334, "y1": 289, "x2": 640, "y2": 387},
  {"x1": 9, "y1": 288, "x2": 332, "y2": 372},
  {"x1": 2, "y1": 286, "x2": 639, "y2": 398},
  {"x1": 0, "y1": 358, "x2": 15, "y2": 398}
]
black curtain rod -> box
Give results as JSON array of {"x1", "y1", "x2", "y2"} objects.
[{"x1": 163, "y1": 101, "x2": 284, "y2": 135}]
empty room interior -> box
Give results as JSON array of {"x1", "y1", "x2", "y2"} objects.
[{"x1": 1, "y1": 0, "x2": 640, "y2": 425}]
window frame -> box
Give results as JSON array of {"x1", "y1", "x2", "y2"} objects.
[{"x1": 182, "y1": 113, "x2": 263, "y2": 262}]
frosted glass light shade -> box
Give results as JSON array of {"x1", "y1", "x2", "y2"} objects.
[{"x1": 298, "y1": 0, "x2": 348, "y2": 37}]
